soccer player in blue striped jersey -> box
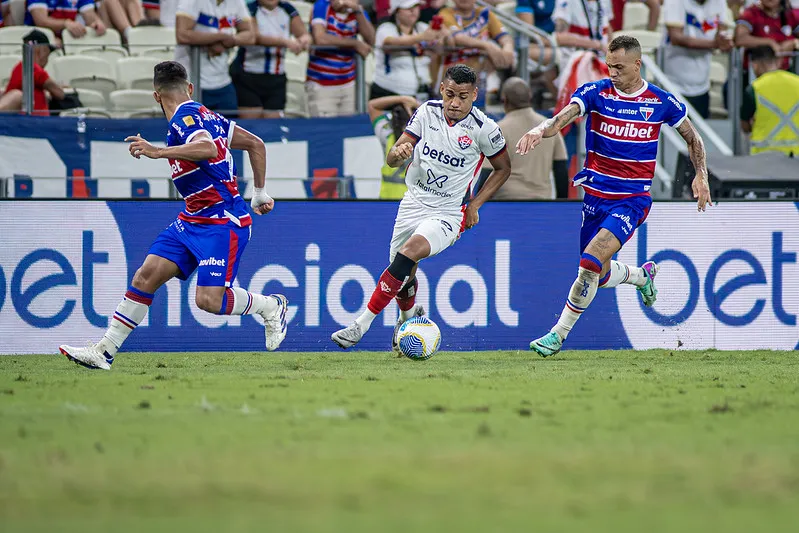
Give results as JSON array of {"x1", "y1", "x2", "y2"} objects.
[
  {"x1": 59, "y1": 61, "x2": 288, "y2": 370},
  {"x1": 516, "y1": 35, "x2": 713, "y2": 357}
]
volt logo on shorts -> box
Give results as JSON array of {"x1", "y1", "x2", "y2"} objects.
[
  {"x1": 426, "y1": 169, "x2": 448, "y2": 188},
  {"x1": 421, "y1": 142, "x2": 466, "y2": 168},
  {"x1": 198, "y1": 257, "x2": 226, "y2": 267}
]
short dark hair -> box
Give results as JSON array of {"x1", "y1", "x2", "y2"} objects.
[
  {"x1": 444, "y1": 64, "x2": 477, "y2": 86},
  {"x1": 390, "y1": 104, "x2": 412, "y2": 140},
  {"x1": 608, "y1": 35, "x2": 641, "y2": 56},
  {"x1": 749, "y1": 44, "x2": 777, "y2": 63},
  {"x1": 153, "y1": 61, "x2": 189, "y2": 92}
]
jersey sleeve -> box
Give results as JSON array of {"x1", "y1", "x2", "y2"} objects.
[
  {"x1": 27, "y1": 1, "x2": 48, "y2": 12},
  {"x1": 487, "y1": 12, "x2": 508, "y2": 41},
  {"x1": 375, "y1": 22, "x2": 397, "y2": 47},
  {"x1": 280, "y1": 2, "x2": 299, "y2": 18},
  {"x1": 569, "y1": 81, "x2": 600, "y2": 116},
  {"x1": 312, "y1": 0, "x2": 329, "y2": 27},
  {"x1": 478, "y1": 118, "x2": 507, "y2": 159},
  {"x1": 234, "y1": 0, "x2": 251, "y2": 24},
  {"x1": 404, "y1": 103, "x2": 424, "y2": 141},
  {"x1": 663, "y1": 92, "x2": 688, "y2": 128},
  {"x1": 172, "y1": 111, "x2": 214, "y2": 145},
  {"x1": 176, "y1": 0, "x2": 200, "y2": 20},
  {"x1": 736, "y1": 6, "x2": 756, "y2": 33},
  {"x1": 663, "y1": 0, "x2": 685, "y2": 28},
  {"x1": 552, "y1": 0, "x2": 570, "y2": 25},
  {"x1": 33, "y1": 63, "x2": 50, "y2": 88}
]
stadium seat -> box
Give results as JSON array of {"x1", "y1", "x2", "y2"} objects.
[
  {"x1": 50, "y1": 55, "x2": 118, "y2": 96},
  {"x1": 74, "y1": 88, "x2": 107, "y2": 109},
  {"x1": 284, "y1": 52, "x2": 308, "y2": 83},
  {"x1": 116, "y1": 56, "x2": 160, "y2": 90},
  {"x1": 622, "y1": 2, "x2": 650, "y2": 31},
  {"x1": 0, "y1": 55, "x2": 19, "y2": 86},
  {"x1": 63, "y1": 28, "x2": 127, "y2": 65},
  {"x1": 126, "y1": 26, "x2": 176, "y2": 58},
  {"x1": 293, "y1": 1, "x2": 313, "y2": 24},
  {"x1": 109, "y1": 89, "x2": 158, "y2": 112},
  {"x1": 611, "y1": 30, "x2": 661, "y2": 53},
  {"x1": 0, "y1": 26, "x2": 57, "y2": 56}
]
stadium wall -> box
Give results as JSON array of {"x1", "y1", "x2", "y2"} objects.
[{"x1": 1, "y1": 201, "x2": 797, "y2": 354}]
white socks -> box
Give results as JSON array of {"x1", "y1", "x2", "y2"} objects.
[
  {"x1": 222, "y1": 287, "x2": 277, "y2": 316},
  {"x1": 98, "y1": 287, "x2": 153, "y2": 356},
  {"x1": 355, "y1": 310, "x2": 378, "y2": 332},
  {"x1": 552, "y1": 267, "x2": 600, "y2": 341},
  {"x1": 599, "y1": 261, "x2": 646, "y2": 288}
]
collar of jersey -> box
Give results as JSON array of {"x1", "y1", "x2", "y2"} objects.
[
  {"x1": 174, "y1": 99, "x2": 194, "y2": 115},
  {"x1": 445, "y1": 112, "x2": 471, "y2": 127},
  {"x1": 614, "y1": 80, "x2": 649, "y2": 98}
]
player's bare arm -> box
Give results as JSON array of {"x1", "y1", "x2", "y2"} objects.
[
  {"x1": 231, "y1": 126, "x2": 274, "y2": 216},
  {"x1": 386, "y1": 132, "x2": 418, "y2": 168},
  {"x1": 125, "y1": 132, "x2": 216, "y2": 161},
  {"x1": 464, "y1": 148, "x2": 511, "y2": 230},
  {"x1": 515, "y1": 103, "x2": 580, "y2": 155},
  {"x1": 676, "y1": 119, "x2": 713, "y2": 212}
]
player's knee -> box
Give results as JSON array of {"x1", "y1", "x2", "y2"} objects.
[
  {"x1": 195, "y1": 290, "x2": 222, "y2": 314},
  {"x1": 131, "y1": 267, "x2": 153, "y2": 292}
]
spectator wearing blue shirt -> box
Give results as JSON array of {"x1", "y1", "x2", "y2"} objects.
[{"x1": 516, "y1": 0, "x2": 558, "y2": 97}]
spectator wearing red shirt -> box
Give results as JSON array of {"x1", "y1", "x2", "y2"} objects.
[
  {"x1": 610, "y1": 0, "x2": 661, "y2": 32},
  {"x1": 735, "y1": 0, "x2": 799, "y2": 70},
  {"x1": 0, "y1": 30, "x2": 66, "y2": 115}
]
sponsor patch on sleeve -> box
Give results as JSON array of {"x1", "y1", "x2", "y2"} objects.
[
  {"x1": 182, "y1": 115, "x2": 195, "y2": 127},
  {"x1": 488, "y1": 127, "x2": 505, "y2": 150}
]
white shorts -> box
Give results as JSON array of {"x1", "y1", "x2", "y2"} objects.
[{"x1": 388, "y1": 198, "x2": 465, "y2": 263}]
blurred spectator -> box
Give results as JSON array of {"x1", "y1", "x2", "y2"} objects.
[
  {"x1": 375, "y1": 0, "x2": 445, "y2": 22},
  {"x1": 610, "y1": 0, "x2": 661, "y2": 31},
  {"x1": 516, "y1": 0, "x2": 559, "y2": 98},
  {"x1": 371, "y1": 0, "x2": 447, "y2": 100},
  {"x1": 0, "y1": 30, "x2": 65, "y2": 115},
  {"x1": 1, "y1": 0, "x2": 13, "y2": 27},
  {"x1": 232, "y1": 0, "x2": 311, "y2": 118},
  {"x1": 368, "y1": 93, "x2": 417, "y2": 198},
  {"x1": 26, "y1": 0, "x2": 107, "y2": 42},
  {"x1": 306, "y1": 0, "x2": 375, "y2": 117},
  {"x1": 142, "y1": 0, "x2": 177, "y2": 27},
  {"x1": 553, "y1": 0, "x2": 613, "y2": 75},
  {"x1": 175, "y1": 0, "x2": 255, "y2": 114},
  {"x1": 663, "y1": 0, "x2": 732, "y2": 118},
  {"x1": 740, "y1": 44, "x2": 799, "y2": 155},
  {"x1": 487, "y1": 77, "x2": 568, "y2": 199},
  {"x1": 437, "y1": 0, "x2": 514, "y2": 102},
  {"x1": 96, "y1": 0, "x2": 143, "y2": 39},
  {"x1": 735, "y1": 0, "x2": 799, "y2": 71}
]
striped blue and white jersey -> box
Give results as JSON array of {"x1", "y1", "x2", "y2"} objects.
[
  {"x1": 239, "y1": 1, "x2": 298, "y2": 75},
  {"x1": 175, "y1": 0, "x2": 251, "y2": 90},
  {"x1": 570, "y1": 79, "x2": 687, "y2": 199}
]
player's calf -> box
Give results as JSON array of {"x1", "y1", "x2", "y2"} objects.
[
  {"x1": 551, "y1": 253, "x2": 602, "y2": 342},
  {"x1": 216, "y1": 287, "x2": 288, "y2": 351}
]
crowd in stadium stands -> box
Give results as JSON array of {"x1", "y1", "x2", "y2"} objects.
[{"x1": 0, "y1": 0, "x2": 797, "y2": 195}]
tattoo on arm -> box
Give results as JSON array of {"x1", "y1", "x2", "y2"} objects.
[
  {"x1": 677, "y1": 119, "x2": 707, "y2": 179},
  {"x1": 541, "y1": 104, "x2": 580, "y2": 137}
]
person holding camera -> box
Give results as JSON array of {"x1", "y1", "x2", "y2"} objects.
[{"x1": 370, "y1": 0, "x2": 450, "y2": 100}]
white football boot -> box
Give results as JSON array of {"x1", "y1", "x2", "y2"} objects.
[
  {"x1": 261, "y1": 295, "x2": 288, "y2": 351},
  {"x1": 59, "y1": 343, "x2": 114, "y2": 370}
]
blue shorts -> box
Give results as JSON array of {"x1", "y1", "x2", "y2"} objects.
[
  {"x1": 148, "y1": 218, "x2": 251, "y2": 287},
  {"x1": 201, "y1": 83, "x2": 238, "y2": 114},
  {"x1": 580, "y1": 194, "x2": 652, "y2": 253}
]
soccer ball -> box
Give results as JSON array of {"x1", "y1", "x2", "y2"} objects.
[{"x1": 397, "y1": 316, "x2": 441, "y2": 360}]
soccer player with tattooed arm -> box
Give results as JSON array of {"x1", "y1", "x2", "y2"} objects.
[{"x1": 516, "y1": 35, "x2": 713, "y2": 358}]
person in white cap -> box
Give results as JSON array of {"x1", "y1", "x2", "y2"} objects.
[{"x1": 370, "y1": 0, "x2": 451, "y2": 100}]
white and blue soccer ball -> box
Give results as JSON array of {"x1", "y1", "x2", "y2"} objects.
[{"x1": 397, "y1": 316, "x2": 441, "y2": 360}]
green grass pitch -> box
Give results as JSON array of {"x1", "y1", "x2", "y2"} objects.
[{"x1": 1, "y1": 350, "x2": 798, "y2": 532}]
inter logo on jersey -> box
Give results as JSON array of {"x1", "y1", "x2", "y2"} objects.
[
  {"x1": 458, "y1": 135, "x2": 472, "y2": 150},
  {"x1": 640, "y1": 107, "x2": 654, "y2": 121}
]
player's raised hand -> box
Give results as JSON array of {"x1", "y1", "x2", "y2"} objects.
[
  {"x1": 251, "y1": 187, "x2": 275, "y2": 216},
  {"x1": 463, "y1": 204, "x2": 479, "y2": 230},
  {"x1": 125, "y1": 134, "x2": 161, "y2": 160},
  {"x1": 692, "y1": 175, "x2": 713, "y2": 212},
  {"x1": 516, "y1": 128, "x2": 543, "y2": 155}
]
